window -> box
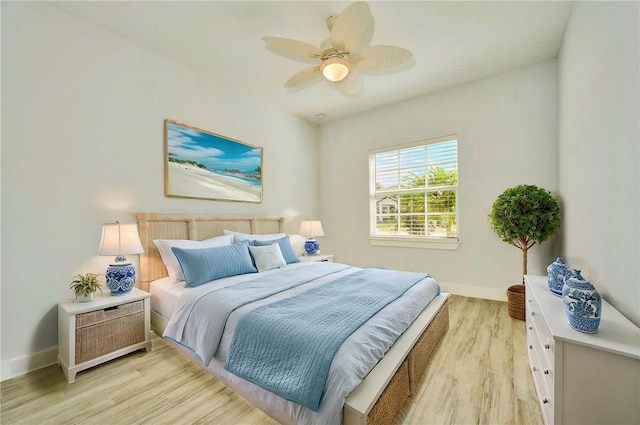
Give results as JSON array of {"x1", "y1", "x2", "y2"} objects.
[{"x1": 369, "y1": 135, "x2": 459, "y2": 249}]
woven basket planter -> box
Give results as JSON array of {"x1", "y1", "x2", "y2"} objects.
[{"x1": 507, "y1": 284, "x2": 526, "y2": 321}]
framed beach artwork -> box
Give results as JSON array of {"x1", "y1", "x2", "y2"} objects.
[{"x1": 164, "y1": 119, "x2": 263, "y2": 203}]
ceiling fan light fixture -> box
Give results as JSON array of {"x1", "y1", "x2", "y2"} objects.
[
  {"x1": 263, "y1": 1, "x2": 412, "y2": 93},
  {"x1": 320, "y1": 56, "x2": 351, "y2": 82}
]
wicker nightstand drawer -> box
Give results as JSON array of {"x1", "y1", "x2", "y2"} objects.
[
  {"x1": 76, "y1": 300, "x2": 143, "y2": 327},
  {"x1": 75, "y1": 309, "x2": 145, "y2": 363}
]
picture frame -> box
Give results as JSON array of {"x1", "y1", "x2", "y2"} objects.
[{"x1": 164, "y1": 119, "x2": 263, "y2": 203}]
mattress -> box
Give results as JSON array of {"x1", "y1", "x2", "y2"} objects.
[{"x1": 149, "y1": 276, "x2": 183, "y2": 319}]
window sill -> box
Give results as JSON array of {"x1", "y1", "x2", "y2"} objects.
[{"x1": 369, "y1": 236, "x2": 460, "y2": 250}]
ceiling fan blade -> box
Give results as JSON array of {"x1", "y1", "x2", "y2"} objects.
[
  {"x1": 354, "y1": 45, "x2": 413, "y2": 69},
  {"x1": 334, "y1": 70, "x2": 363, "y2": 97},
  {"x1": 284, "y1": 66, "x2": 322, "y2": 88},
  {"x1": 330, "y1": 2, "x2": 373, "y2": 53},
  {"x1": 263, "y1": 37, "x2": 323, "y2": 61}
]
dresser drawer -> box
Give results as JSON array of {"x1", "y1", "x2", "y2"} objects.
[
  {"x1": 529, "y1": 325, "x2": 554, "y2": 375},
  {"x1": 529, "y1": 338, "x2": 554, "y2": 398},
  {"x1": 527, "y1": 296, "x2": 555, "y2": 365},
  {"x1": 529, "y1": 345, "x2": 554, "y2": 425}
]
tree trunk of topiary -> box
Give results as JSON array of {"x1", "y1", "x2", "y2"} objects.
[
  {"x1": 522, "y1": 246, "x2": 528, "y2": 284},
  {"x1": 519, "y1": 238, "x2": 528, "y2": 284}
]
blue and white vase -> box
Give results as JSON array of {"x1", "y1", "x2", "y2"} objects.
[
  {"x1": 304, "y1": 239, "x2": 320, "y2": 256},
  {"x1": 562, "y1": 270, "x2": 602, "y2": 333},
  {"x1": 547, "y1": 256, "x2": 571, "y2": 296},
  {"x1": 105, "y1": 262, "x2": 136, "y2": 295}
]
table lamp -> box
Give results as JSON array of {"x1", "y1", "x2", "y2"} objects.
[
  {"x1": 299, "y1": 220, "x2": 324, "y2": 256},
  {"x1": 98, "y1": 222, "x2": 144, "y2": 295}
]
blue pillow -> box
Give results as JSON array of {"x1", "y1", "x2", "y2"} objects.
[
  {"x1": 171, "y1": 241, "x2": 257, "y2": 287},
  {"x1": 252, "y1": 236, "x2": 301, "y2": 264}
]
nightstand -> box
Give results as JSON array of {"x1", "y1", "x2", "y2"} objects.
[
  {"x1": 300, "y1": 254, "x2": 335, "y2": 262},
  {"x1": 57, "y1": 287, "x2": 152, "y2": 383}
]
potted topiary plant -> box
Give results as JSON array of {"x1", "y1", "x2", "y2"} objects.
[
  {"x1": 488, "y1": 184, "x2": 560, "y2": 320},
  {"x1": 70, "y1": 273, "x2": 103, "y2": 302}
]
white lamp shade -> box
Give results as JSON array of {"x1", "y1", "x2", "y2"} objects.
[
  {"x1": 98, "y1": 222, "x2": 144, "y2": 256},
  {"x1": 299, "y1": 220, "x2": 325, "y2": 238}
]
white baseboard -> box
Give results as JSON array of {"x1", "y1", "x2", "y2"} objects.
[
  {"x1": 1, "y1": 360, "x2": 12, "y2": 382},
  {"x1": 0, "y1": 345, "x2": 58, "y2": 382},
  {"x1": 439, "y1": 281, "x2": 508, "y2": 302}
]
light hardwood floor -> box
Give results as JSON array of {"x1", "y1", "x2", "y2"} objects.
[{"x1": 1, "y1": 296, "x2": 543, "y2": 424}]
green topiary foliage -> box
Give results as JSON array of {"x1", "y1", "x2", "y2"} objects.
[{"x1": 489, "y1": 184, "x2": 560, "y2": 280}]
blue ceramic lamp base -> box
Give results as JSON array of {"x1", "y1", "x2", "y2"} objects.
[
  {"x1": 304, "y1": 239, "x2": 320, "y2": 256},
  {"x1": 105, "y1": 262, "x2": 136, "y2": 295}
]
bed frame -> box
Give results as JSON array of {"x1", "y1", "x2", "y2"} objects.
[{"x1": 135, "y1": 212, "x2": 449, "y2": 425}]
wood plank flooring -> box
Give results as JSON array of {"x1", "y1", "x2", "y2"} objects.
[{"x1": 1, "y1": 296, "x2": 543, "y2": 424}]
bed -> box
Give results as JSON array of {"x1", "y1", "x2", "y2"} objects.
[{"x1": 136, "y1": 212, "x2": 450, "y2": 425}]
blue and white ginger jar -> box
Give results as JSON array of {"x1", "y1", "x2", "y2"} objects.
[
  {"x1": 547, "y1": 256, "x2": 571, "y2": 297},
  {"x1": 562, "y1": 270, "x2": 602, "y2": 333},
  {"x1": 106, "y1": 262, "x2": 136, "y2": 295}
]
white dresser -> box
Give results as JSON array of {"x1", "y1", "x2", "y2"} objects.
[{"x1": 524, "y1": 275, "x2": 640, "y2": 425}]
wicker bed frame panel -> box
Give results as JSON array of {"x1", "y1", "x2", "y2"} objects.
[
  {"x1": 345, "y1": 300, "x2": 449, "y2": 425},
  {"x1": 367, "y1": 359, "x2": 411, "y2": 425},
  {"x1": 408, "y1": 300, "x2": 450, "y2": 392}
]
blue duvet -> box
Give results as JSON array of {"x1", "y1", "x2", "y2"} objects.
[{"x1": 223, "y1": 268, "x2": 429, "y2": 411}]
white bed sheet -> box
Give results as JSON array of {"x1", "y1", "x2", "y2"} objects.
[
  {"x1": 149, "y1": 276, "x2": 184, "y2": 319},
  {"x1": 150, "y1": 262, "x2": 440, "y2": 425}
]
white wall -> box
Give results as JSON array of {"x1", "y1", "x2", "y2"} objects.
[
  {"x1": 558, "y1": 1, "x2": 639, "y2": 326},
  {"x1": 319, "y1": 61, "x2": 559, "y2": 300},
  {"x1": 0, "y1": 2, "x2": 319, "y2": 379}
]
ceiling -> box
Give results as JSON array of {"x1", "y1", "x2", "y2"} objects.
[{"x1": 49, "y1": 1, "x2": 573, "y2": 124}]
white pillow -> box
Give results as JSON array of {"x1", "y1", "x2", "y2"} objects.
[
  {"x1": 223, "y1": 230, "x2": 286, "y2": 244},
  {"x1": 288, "y1": 234, "x2": 306, "y2": 256},
  {"x1": 153, "y1": 234, "x2": 235, "y2": 281},
  {"x1": 248, "y1": 243, "x2": 287, "y2": 272}
]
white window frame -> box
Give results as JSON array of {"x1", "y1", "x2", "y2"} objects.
[{"x1": 369, "y1": 135, "x2": 460, "y2": 250}]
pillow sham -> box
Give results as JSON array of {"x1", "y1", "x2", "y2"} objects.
[
  {"x1": 154, "y1": 234, "x2": 235, "y2": 281},
  {"x1": 288, "y1": 234, "x2": 306, "y2": 257},
  {"x1": 223, "y1": 230, "x2": 286, "y2": 244},
  {"x1": 248, "y1": 243, "x2": 287, "y2": 272},
  {"x1": 252, "y1": 236, "x2": 301, "y2": 264},
  {"x1": 171, "y1": 241, "x2": 257, "y2": 288}
]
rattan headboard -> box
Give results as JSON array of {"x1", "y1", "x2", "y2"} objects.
[{"x1": 135, "y1": 212, "x2": 284, "y2": 291}]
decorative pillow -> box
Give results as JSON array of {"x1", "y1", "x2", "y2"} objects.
[
  {"x1": 154, "y1": 234, "x2": 235, "y2": 281},
  {"x1": 248, "y1": 244, "x2": 287, "y2": 273},
  {"x1": 253, "y1": 236, "x2": 301, "y2": 264},
  {"x1": 223, "y1": 230, "x2": 286, "y2": 244},
  {"x1": 171, "y1": 241, "x2": 257, "y2": 288}
]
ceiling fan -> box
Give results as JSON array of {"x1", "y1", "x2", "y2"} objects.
[{"x1": 263, "y1": 1, "x2": 413, "y2": 95}]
